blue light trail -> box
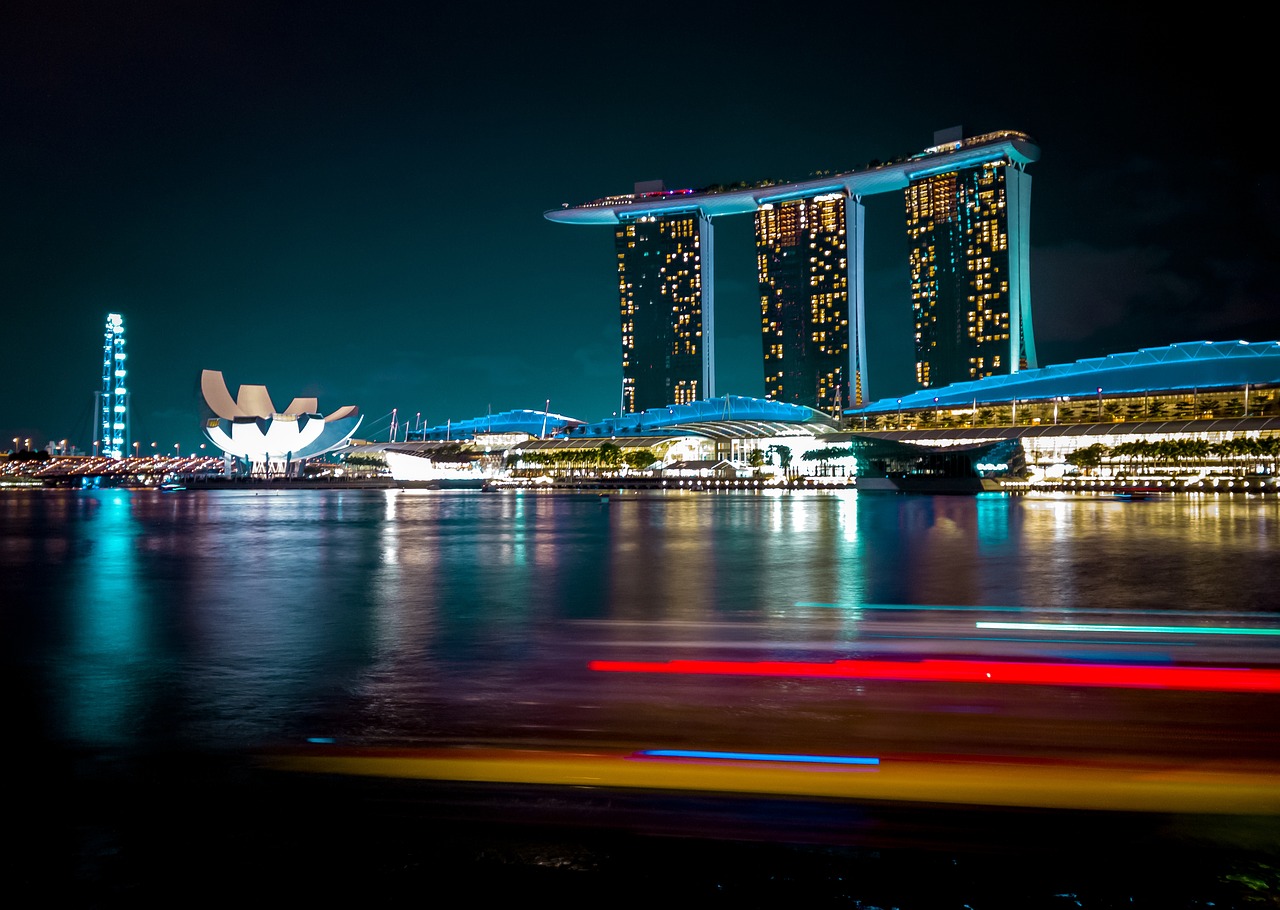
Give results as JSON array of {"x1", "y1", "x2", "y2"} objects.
[{"x1": 638, "y1": 750, "x2": 880, "y2": 766}]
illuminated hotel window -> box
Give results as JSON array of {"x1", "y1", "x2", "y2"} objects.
[
  {"x1": 755, "y1": 194, "x2": 850, "y2": 411},
  {"x1": 906, "y1": 158, "x2": 1025, "y2": 389},
  {"x1": 614, "y1": 214, "x2": 704, "y2": 413}
]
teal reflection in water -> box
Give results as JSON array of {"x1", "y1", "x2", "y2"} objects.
[
  {"x1": 975, "y1": 492, "x2": 1012, "y2": 551},
  {"x1": 4, "y1": 488, "x2": 1279, "y2": 756},
  {"x1": 62, "y1": 491, "x2": 148, "y2": 747}
]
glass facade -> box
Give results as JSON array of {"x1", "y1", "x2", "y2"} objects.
[
  {"x1": 906, "y1": 162, "x2": 1032, "y2": 389},
  {"x1": 756, "y1": 194, "x2": 850, "y2": 413},
  {"x1": 615, "y1": 215, "x2": 704, "y2": 413}
]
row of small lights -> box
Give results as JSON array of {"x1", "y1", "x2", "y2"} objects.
[
  {"x1": 627, "y1": 478, "x2": 857, "y2": 489},
  {"x1": 10, "y1": 437, "x2": 213, "y2": 458},
  {"x1": 1037, "y1": 478, "x2": 1280, "y2": 492},
  {"x1": 519, "y1": 477, "x2": 851, "y2": 489}
]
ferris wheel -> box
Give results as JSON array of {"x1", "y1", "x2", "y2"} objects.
[{"x1": 97, "y1": 313, "x2": 128, "y2": 459}]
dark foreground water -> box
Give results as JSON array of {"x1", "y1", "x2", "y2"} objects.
[{"x1": 4, "y1": 487, "x2": 1279, "y2": 907}]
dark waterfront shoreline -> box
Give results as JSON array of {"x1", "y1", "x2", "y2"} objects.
[
  {"x1": 20, "y1": 742, "x2": 1280, "y2": 908},
  {"x1": 11, "y1": 474, "x2": 1278, "y2": 497}
]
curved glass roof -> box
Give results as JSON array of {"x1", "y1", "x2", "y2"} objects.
[
  {"x1": 567, "y1": 396, "x2": 837, "y2": 439},
  {"x1": 416, "y1": 409, "x2": 583, "y2": 440},
  {"x1": 852, "y1": 341, "x2": 1280, "y2": 414},
  {"x1": 412, "y1": 397, "x2": 836, "y2": 443}
]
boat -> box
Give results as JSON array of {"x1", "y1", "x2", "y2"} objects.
[
  {"x1": 159, "y1": 481, "x2": 186, "y2": 492},
  {"x1": 854, "y1": 475, "x2": 1003, "y2": 494},
  {"x1": 383, "y1": 448, "x2": 499, "y2": 490},
  {"x1": 1113, "y1": 485, "x2": 1160, "y2": 500}
]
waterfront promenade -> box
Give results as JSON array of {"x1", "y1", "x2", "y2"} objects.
[{"x1": 5, "y1": 462, "x2": 1277, "y2": 496}]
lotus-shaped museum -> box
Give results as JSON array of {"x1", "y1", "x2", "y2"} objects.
[{"x1": 199, "y1": 370, "x2": 362, "y2": 469}]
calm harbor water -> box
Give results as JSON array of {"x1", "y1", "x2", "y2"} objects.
[{"x1": 5, "y1": 486, "x2": 1279, "y2": 906}]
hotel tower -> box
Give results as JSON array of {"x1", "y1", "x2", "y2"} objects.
[
  {"x1": 757, "y1": 193, "x2": 854, "y2": 413},
  {"x1": 615, "y1": 206, "x2": 712, "y2": 413},
  {"x1": 546, "y1": 129, "x2": 1039, "y2": 413},
  {"x1": 905, "y1": 133, "x2": 1036, "y2": 388}
]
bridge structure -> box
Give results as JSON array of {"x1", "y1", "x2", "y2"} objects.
[{"x1": 546, "y1": 130, "x2": 1040, "y2": 413}]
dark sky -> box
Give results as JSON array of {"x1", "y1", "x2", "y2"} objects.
[{"x1": 5, "y1": 2, "x2": 1276, "y2": 452}]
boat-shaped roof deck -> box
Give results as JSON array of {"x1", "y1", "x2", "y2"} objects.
[{"x1": 545, "y1": 130, "x2": 1039, "y2": 225}]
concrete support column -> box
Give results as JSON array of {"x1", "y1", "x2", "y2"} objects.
[
  {"x1": 846, "y1": 194, "x2": 869, "y2": 406},
  {"x1": 699, "y1": 210, "x2": 716, "y2": 400},
  {"x1": 1006, "y1": 166, "x2": 1037, "y2": 371}
]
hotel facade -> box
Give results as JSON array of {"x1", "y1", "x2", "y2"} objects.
[
  {"x1": 615, "y1": 211, "x2": 710, "y2": 413},
  {"x1": 547, "y1": 129, "x2": 1038, "y2": 413},
  {"x1": 905, "y1": 151, "x2": 1035, "y2": 389},
  {"x1": 756, "y1": 193, "x2": 852, "y2": 413}
]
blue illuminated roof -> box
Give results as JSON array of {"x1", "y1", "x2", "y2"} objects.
[
  {"x1": 851, "y1": 341, "x2": 1280, "y2": 414},
  {"x1": 565, "y1": 396, "x2": 837, "y2": 438},
  {"x1": 416, "y1": 409, "x2": 583, "y2": 440},
  {"x1": 414, "y1": 397, "x2": 835, "y2": 442}
]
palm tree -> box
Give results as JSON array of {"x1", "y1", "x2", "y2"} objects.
[
  {"x1": 624, "y1": 449, "x2": 656, "y2": 472},
  {"x1": 1065, "y1": 443, "x2": 1109, "y2": 475},
  {"x1": 598, "y1": 442, "x2": 622, "y2": 471}
]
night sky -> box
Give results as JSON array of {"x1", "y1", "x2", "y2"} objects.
[{"x1": 5, "y1": 2, "x2": 1276, "y2": 452}]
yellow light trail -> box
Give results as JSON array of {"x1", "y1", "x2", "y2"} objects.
[{"x1": 260, "y1": 747, "x2": 1280, "y2": 815}]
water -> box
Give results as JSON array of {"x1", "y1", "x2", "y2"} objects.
[{"x1": 4, "y1": 487, "x2": 1279, "y2": 905}]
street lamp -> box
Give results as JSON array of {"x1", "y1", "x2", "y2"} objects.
[
  {"x1": 173, "y1": 443, "x2": 180, "y2": 458},
  {"x1": 133, "y1": 441, "x2": 140, "y2": 458},
  {"x1": 1097, "y1": 387, "x2": 1103, "y2": 421},
  {"x1": 933, "y1": 397, "x2": 940, "y2": 423},
  {"x1": 897, "y1": 399, "x2": 902, "y2": 426}
]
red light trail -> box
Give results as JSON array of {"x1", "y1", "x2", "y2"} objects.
[{"x1": 588, "y1": 658, "x2": 1280, "y2": 693}]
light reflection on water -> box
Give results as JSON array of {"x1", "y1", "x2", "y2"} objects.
[{"x1": 3, "y1": 488, "x2": 1278, "y2": 754}]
